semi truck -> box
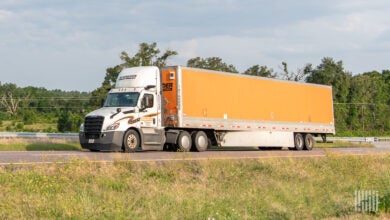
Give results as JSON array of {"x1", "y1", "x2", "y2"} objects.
[{"x1": 79, "y1": 66, "x2": 335, "y2": 152}]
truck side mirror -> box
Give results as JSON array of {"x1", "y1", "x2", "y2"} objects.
[{"x1": 145, "y1": 85, "x2": 156, "y2": 90}]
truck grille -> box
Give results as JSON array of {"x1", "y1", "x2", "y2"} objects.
[{"x1": 84, "y1": 116, "x2": 104, "y2": 138}]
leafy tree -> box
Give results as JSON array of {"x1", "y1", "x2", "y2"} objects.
[
  {"x1": 243, "y1": 65, "x2": 276, "y2": 78},
  {"x1": 346, "y1": 71, "x2": 390, "y2": 134},
  {"x1": 383, "y1": 70, "x2": 390, "y2": 131},
  {"x1": 120, "y1": 42, "x2": 177, "y2": 68},
  {"x1": 280, "y1": 62, "x2": 311, "y2": 82},
  {"x1": 187, "y1": 57, "x2": 238, "y2": 73},
  {"x1": 57, "y1": 110, "x2": 84, "y2": 132},
  {"x1": 383, "y1": 70, "x2": 390, "y2": 104},
  {"x1": 0, "y1": 82, "x2": 91, "y2": 132},
  {"x1": 22, "y1": 110, "x2": 37, "y2": 125}
]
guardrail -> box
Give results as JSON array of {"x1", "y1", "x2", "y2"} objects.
[
  {"x1": 0, "y1": 132, "x2": 78, "y2": 139},
  {"x1": 314, "y1": 136, "x2": 390, "y2": 143}
]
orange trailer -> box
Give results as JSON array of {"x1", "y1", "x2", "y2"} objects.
[{"x1": 161, "y1": 66, "x2": 334, "y2": 150}]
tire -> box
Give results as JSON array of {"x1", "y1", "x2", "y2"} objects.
[
  {"x1": 294, "y1": 133, "x2": 304, "y2": 151},
  {"x1": 192, "y1": 131, "x2": 208, "y2": 152},
  {"x1": 177, "y1": 131, "x2": 192, "y2": 152},
  {"x1": 304, "y1": 134, "x2": 315, "y2": 151},
  {"x1": 123, "y1": 130, "x2": 141, "y2": 153}
]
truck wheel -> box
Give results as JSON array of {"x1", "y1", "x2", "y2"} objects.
[
  {"x1": 123, "y1": 130, "x2": 140, "y2": 153},
  {"x1": 294, "y1": 133, "x2": 304, "y2": 151},
  {"x1": 304, "y1": 134, "x2": 315, "y2": 151},
  {"x1": 177, "y1": 131, "x2": 192, "y2": 152},
  {"x1": 192, "y1": 131, "x2": 208, "y2": 152}
]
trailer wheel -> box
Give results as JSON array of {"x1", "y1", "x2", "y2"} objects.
[
  {"x1": 177, "y1": 131, "x2": 192, "y2": 152},
  {"x1": 123, "y1": 130, "x2": 140, "y2": 153},
  {"x1": 294, "y1": 133, "x2": 304, "y2": 151},
  {"x1": 192, "y1": 131, "x2": 208, "y2": 152},
  {"x1": 304, "y1": 134, "x2": 315, "y2": 151}
]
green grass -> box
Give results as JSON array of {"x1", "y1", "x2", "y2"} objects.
[
  {"x1": 0, "y1": 137, "x2": 81, "y2": 151},
  {"x1": 0, "y1": 120, "x2": 58, "y2": 132},
  {"x1": 0, "y1": 143, "x2": 81, "y2": 151},
  {"x1": 0, "y1": 154, "x2": 389, "y2": 219},
  {"x1": 316, "y1": 141, "x2": 375, "y2": 148}
]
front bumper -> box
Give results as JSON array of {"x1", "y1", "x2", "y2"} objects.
[{"x1": 79, "y1": 131, "x2": 124, "y2": 151}]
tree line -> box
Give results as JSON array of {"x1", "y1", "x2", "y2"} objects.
[
  {"x1": 1, "y1": 42, "x2": 389, "y2": 135},
  {"x1": 0, "y1": 83, "x2": 91, "y2": 132}
]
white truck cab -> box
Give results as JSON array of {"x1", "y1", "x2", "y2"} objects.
[{"x1": 79, "y1": 66, "x2": 165, "y2": 152}]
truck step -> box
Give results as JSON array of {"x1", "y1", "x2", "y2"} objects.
[{"x1": 144, "y1": 142, "x2": 162, "y2": 145}]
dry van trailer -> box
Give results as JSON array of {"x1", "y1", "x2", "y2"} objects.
[{"x1": 161, "y1": 66, "x2": 335, "y2": 151}]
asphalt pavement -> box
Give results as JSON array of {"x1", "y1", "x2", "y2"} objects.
[{"x1": 0, "y1": 143, "x2": 389, "y2": 166}]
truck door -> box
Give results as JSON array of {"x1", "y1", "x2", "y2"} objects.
[
  {"x1": 139, "y1": 93, "x2": 159, "y2": 127},
  {"x1": 139, "y1": 92, "x2": 165, "y2": 151}
]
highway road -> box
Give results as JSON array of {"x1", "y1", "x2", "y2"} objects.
[{"x1": 0, "y1": 144, "x2": 389, "y2": 166}]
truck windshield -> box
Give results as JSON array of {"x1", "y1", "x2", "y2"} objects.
[{"x1": 104, "y1": 92, "x2": 140, "y2": 107}]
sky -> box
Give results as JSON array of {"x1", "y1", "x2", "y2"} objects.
[{"x1": 0, "y1": 0, "x2": 389, "y2": 92}]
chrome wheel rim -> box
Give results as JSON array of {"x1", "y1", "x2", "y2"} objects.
[
  {"x1": 198, "y1": 135, "x2": 207, "y2": 148},
  {"x1": 181, "y1": 135, "x2": 190, "y2": 149},
  {"x1": 127, "y1": 134, "x2": 137, "y2": 149}
]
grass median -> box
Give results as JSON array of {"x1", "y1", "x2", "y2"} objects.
[
  {"x1": 316, "y1": 141, "x2": 375, "y2": 148},
  {"x1": 0, "y1": 138, "x2": 82, "y2": 151},
  {"x1": 0, "y1": 154, "x2": 389, "y2": 219}
]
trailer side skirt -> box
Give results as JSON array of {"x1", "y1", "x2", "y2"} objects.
[{"x1": 219, "y1": 131, "x2": 294, "y2": 147}]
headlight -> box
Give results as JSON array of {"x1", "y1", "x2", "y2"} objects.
[
  {"x1": 106, "y1": 122, "x2": 120, "y2": 131},
  {"x1": 79, "y1": 123, "x2": 84, "y2": 132}
]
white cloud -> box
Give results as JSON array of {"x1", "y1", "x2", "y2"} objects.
[
  {"x1": 0, "y1": 9, "x2": 12, "y2": 20},
  {"x1": 335, "y1": 0, "x2": 390, "y2": 10},
  {"x1": 166, "y1": 1, "x2": 390, "y2": 74}
]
